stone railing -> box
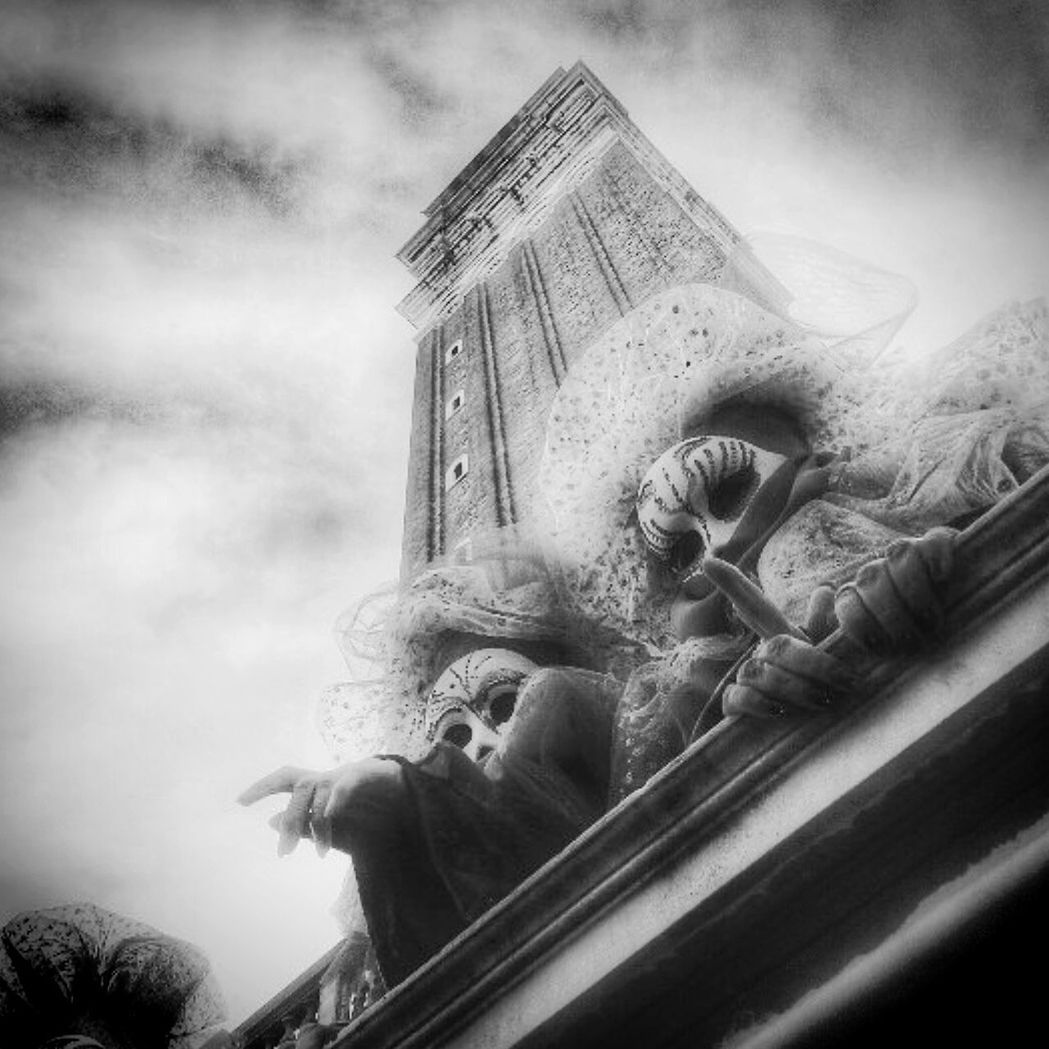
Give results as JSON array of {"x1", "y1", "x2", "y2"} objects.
[{"x1": 233, "y1": 942, "x2": 347, "y2": 1049}]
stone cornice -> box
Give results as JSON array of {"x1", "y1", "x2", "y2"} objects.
[{"x1": 332, "y1": 464, "x2": 1049, "y2": 1048}]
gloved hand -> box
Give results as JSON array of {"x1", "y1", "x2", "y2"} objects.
[{"x1": 715, "y1": 527, "x2": 958, "y2": 719}]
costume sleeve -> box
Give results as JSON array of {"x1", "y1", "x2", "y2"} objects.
[{"x1": 352, "y1": 731, "x2": 614, "y2": 987}]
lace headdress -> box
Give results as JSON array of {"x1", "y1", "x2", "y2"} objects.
[
  {"x1": 316, "y1": 529, "x2": 586, "y2": 761},
  {"x1": 537, "y1": 273, "x2": 1049, "y2": 651}
]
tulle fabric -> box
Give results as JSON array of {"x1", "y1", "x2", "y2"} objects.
[
  {"x1": 537, "y1": 285, "x2": 1049, "y2": 651},
  {"x1": 0, "y1": 904, "x2": 226, "y2": 1049},
  {"x1": 317, "y1": 247, "x2": 1049, "y2": 983},
  {"x1": 318, "y1": 539, "x2": 575, "y2": 762}
]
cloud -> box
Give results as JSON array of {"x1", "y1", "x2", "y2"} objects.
[
  {"x1": 562, "y1": 0, "x2": 1049, "y2": 156},
  {"x1": 0, "y1": 405, "x2": 369, "y2": 1017},
  {"x1": 1, "y1": 0, "x2": 1047, "y2": 1025},
  {"x1": 0, "y1": 0, "x2": 424, "y2": 1018}
]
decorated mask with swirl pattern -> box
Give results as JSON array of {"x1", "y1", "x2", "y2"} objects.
[
  {"x1": 637, "y1": 435, "x2": 789, "y2": 580},
  {"x1": 424, "y1": 648, "x2": 539, "y2": 761}
]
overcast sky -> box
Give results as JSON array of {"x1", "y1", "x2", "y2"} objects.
[{"x1": 1, "y1": 0, "x2": 1047, "y2": 1025}]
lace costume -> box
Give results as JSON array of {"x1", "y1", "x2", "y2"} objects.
[
  {"x1": 0, "y1": 904, "x2": 226, "y2": 1049},
  {"x1": 540, "y1": 286, "x2": 1049, "y2": 796},
  {"x1": 320, "y1": 541, "x2": 593, "y2": 763},
  {"x1": 320, "y1": 266, "x2": 1049, "y2": 987},
  {"x1": 319, "y1": 549, "x2": 627, "y2": 985},
  {"x1": 539, "y1": 286, "x2": 1048, "y2": 649},
  {"x1": 349, "y1": 713, "x2": 615, "y2": 985}
]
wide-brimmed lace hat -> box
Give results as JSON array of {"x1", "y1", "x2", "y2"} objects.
[
  {"x1": 537, "y1": 281, "x2": 891, "y2": 651},
  {"x1": 538, "y1": 278, "x2": 1049, "y2": 652},
  {"x1": 315, "y1": 529, "x2": 605, "y2": 761}
]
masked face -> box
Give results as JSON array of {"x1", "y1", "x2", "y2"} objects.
[
  {"x1": 424, "y1": 648, "x2": 539, "y2": 761},
  {"x1": 637, "y1": 435, "x2": 791, "y2": 580}
]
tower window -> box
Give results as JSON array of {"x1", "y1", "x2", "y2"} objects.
[
  {"x1": 445, "y1": 340, "x2": 463, "y2": 364},
  {"x1": 445, "y1": 454, "x2": 469, "y2": 490},
  {"x1": 445, "y1": 389, "x2": 465, "y2": 420}
]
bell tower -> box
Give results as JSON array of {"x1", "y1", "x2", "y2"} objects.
[{"x1": 397, "y1": 61, "x2": 785, "y2": 579}]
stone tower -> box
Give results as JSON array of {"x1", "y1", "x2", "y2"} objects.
[{"x1": 397, "y1": 61, "x2": 784, "y2": 580}]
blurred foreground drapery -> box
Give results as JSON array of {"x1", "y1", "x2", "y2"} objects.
[{"x1": 0, "y1": 902, "x2": 228, "y2": 1049}]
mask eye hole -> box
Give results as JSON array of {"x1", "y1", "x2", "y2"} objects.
[
  {"x1": 486, "y1": 684, "x2": 518, "y2": 727},
  {"x1": 668, "y1": 531, "x2": 705, "y2": 577},
  {"x1": 441, "y1": 723, "x2": 473, "y2": 749},
  {"x1": 707, "y1": 464, "x2": 759, "y2": 522}
]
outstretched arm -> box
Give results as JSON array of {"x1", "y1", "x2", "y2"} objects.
[{"x1": 238, "y1": 757, "x2": 405, "y2": 857}]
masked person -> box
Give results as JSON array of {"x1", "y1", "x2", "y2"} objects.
[
  {"x1": 543, "y1": 282, "x2": 1047, "y2": 797},
  {"x1": 241, "y1": 555, "x2": 625, "y2": 986},
  {"x1": 242, "y1": 283, "x2": 1048, "y2": 988}
]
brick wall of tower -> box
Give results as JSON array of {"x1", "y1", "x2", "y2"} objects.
[
  {"x1": 483, "y1": 245, "x2": 563, "y2": 534},
  {"x1": 400, "y1": 327, "x2": 438, "y2": 579},
  {"x1": 581, "y1": 142, "x2": 729, "y2": 296},
  {"x1": 529, "y1": 192, "x2": 625, "y2": 367},
  {"x1": 400, "y1": 139, "x2": 752, "y2": 580}
]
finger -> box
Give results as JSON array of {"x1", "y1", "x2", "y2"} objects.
[
  {"x1": 703, "y1": 558, "x2": 806, "y2": 640},
  {"x1": 803, "y1": 584, "x2": 838, "y2": 642},
  {"x1": 279, "y1": 782, "x2": 315, "y2": 857},
  {"x1": 835, "y1": 582, "x2": 891, "y2": 653},
  {"x1": 884, "y1": 541, "x2": 944, "y2": 635},
  {"x1": 237, "y1": 766, "x2": 311, "y2": 806},
  {"x1": 267, "y1": 813, "x2": 283, "y2": 832},
  {"x1": 722, "y1": 682, "x2": 789, "y2": 719},
  {"x1": 736, "y1": 656, "x2": 841, "y2": 712},
  {"x1": 310, "y1": 783, "x2": 333, "y2": 857},
  {"x1": 756, "y1": 634, "x2": 860, "y2": 693},
  {"x1": 851, "y1": 557, "x2": 924, "y2": 647}
]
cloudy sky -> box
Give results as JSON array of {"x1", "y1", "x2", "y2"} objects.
[{"x1": 1, "y1": 0, "x2": 1047, "y2": 1025}]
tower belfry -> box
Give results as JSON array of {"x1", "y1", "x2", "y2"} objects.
[{"x1": 397, "y1": 61, "x2": 783, "y2": 578}]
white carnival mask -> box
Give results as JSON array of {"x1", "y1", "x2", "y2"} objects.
[
  {"x1": 637, "y1": 435, "x2": 788, "y2": 578},
  {"x1": 424, "y1": 648, "x2": 539, "y2": 761}
]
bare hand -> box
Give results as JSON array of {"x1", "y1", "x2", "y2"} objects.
[
  {"x1": 237, "y1": 758, "x2": 401, "y2": 858},
  {"x1": 834, "y1": 527, "x2": 957, "y2": 652}
]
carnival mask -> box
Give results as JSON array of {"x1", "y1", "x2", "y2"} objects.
[
  {"x1": 424, "y1": 648, "x2": 539, "y2": 761},
  {"x1": 637, "y1": 435, "x2": 790, "y2": 580}
]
